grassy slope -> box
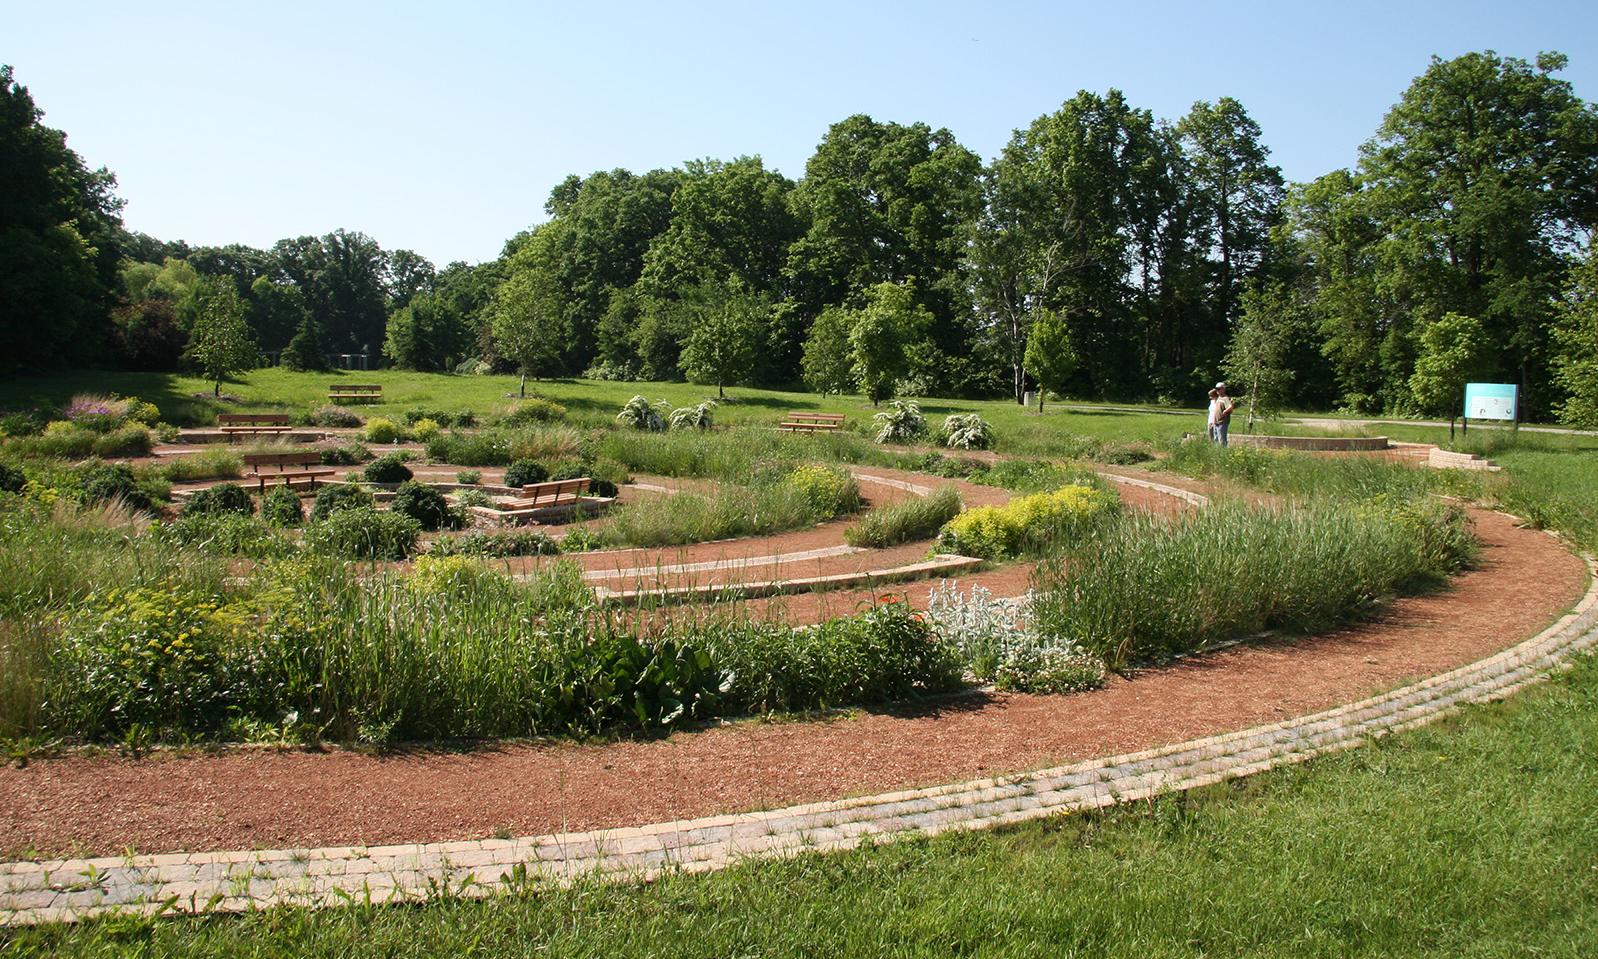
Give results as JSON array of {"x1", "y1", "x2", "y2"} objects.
[
  {"x1": 8, "y1": 657, "x2": 1597, "y2": 957},
  {"x1": 0, "y1": 369, "x2": 1199, "y2": 445}
]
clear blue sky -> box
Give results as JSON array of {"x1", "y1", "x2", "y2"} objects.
[{"x1": 10, "y1": 0, "x2": 1597, "y2": 266}]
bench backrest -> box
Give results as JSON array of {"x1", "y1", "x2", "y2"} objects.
[
  {"x1": 789, "y1": 412, "x2": 845, "y2": 422},
  {"x1": 218, "y1": 413, "x2": 292, "y2": 425},
  {"x1": 245, "y1": 451, "x2": 326, "y2": 469},
  {"x1": 329, "y1": 384, "x2": 382, "y2": 393},
  {"x1": 516, "y1": 477, "x2": 591, "y2": 505}
]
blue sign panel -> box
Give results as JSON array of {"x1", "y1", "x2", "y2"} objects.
[{"x1": 1463, "y1": 383, "x2": 1518, "y2": 421}]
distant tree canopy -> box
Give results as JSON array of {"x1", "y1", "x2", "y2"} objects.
[{"x1": 8, "y1": 50, "x2": 1598, "y2": 422}]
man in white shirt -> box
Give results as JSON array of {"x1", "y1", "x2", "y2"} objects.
[{"x1": 1209, "y1": 382, "x2": 1235, "y2": 446}]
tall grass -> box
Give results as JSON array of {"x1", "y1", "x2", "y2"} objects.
[
  {"x1": 846, "y1": 486, "x2": 963, "y2": 547},
  {"x1": 1032, "y1": 496, "x2": 1476, "y2": 668},
  {"x1": 156, "y1": 448, "x2": 243, "y2": 481},
  {"x1": 595, "y1": 470, "x2": 860, "y2": 548}
]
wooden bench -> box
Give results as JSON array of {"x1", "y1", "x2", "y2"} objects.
[
  {"x1": 504, "y1": 477, "x2": 592, "y2": 510},
  {"x1": 217, "y1": 413, "x2": 293, "y2": 442},
  {"x1": 243, "y1": 451, "x2": 338, "y2": 494},
  {"x1": 328, "y1": 384, "x2": 383, "y2": 403},
  {"x1": 777, "y1": 412, "x2": 846, "y2": 433}
]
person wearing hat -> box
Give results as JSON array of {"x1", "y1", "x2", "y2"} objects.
[{"x1": 1208, "y1": 381, "x2": 1235, "y2": 446}]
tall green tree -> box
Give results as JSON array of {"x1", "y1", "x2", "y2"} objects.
[
  {"x1": 490, "y1": 251, "x2": 570, "y2": 395},
  {"x1": 184, "y1": 280, "x2": 256, "y2": 396},
  {"x1": 1222, "y1": 282, "x2": 1300, "y2": 428},
  {"x1": 1178, "y1": 98, "x2": 1285, "y2": 328},
  {"x1": 1022, "y1": 310, "x2": 1078, "y2": 413},
  {"x1": 677, "y1": 282, "x2": 769, "y2": 398},
  {"x1": 247, "y1": 276, "x2": 309, "y2": 351},
  {"x1": 1552, "y1": 250, "x2": 1598, "y2": 428},
  {"x1": 1408, "y1": 312, "x2": 1493, "y2": 422},
  {"x1": 787, "y1": 115, "x2": 982, "y2": 375},
  {"x1": 849, "y1": 281, "x2": 931, "y2": 405},
  {"x1": 802, "y1": 306, "x2": 857, "y2": 395},
  {"x1": 1356, "y1": 51, "x2": 1598, "y2": 416},
  {"x1": 0, "y1": 64, "x2": 125, "y2": 369}
]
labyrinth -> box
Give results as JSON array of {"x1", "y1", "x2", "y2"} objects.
[{"x1": 2, "y1": 399, "x2": 1595, "y2": 927}]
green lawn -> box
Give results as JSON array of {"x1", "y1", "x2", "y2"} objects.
[
  {"x1": 0, "y1": 369, "x2": 1207, "y2": 448},
  {"x1": 7, "y1": 656, "x2": 1596, "y2": 957}
]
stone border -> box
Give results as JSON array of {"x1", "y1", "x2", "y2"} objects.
[{"x1": 4, "y1": 540, "x2": 1592, "y2": 927}]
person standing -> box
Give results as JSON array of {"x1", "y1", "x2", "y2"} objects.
[
  {"x1": 1211, "y1": 382, "x2": 1236, "y2": 447},
  {"x1": 1206, "y1": 388, "x2": 1222, "y2": 443}
]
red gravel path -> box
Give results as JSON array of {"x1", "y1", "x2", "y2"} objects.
[{"x1": 1, "y1": 496, "x2": 1584, "y2": 859}]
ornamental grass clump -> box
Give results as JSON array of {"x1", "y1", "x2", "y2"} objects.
[
  {"x1": 846, "y1": 486, "x2": 963, "y2": 548},
  {"x1": 157, "y1": 513, "x2": 295, "y2": 559},
  {"x1": 259, "y1": 485, "x2": 304, "y2": 527},
  {"x1": 158, "y1": 448, "x2": 242, "y2": 482},
  {"x1": 304, "y1": 507, "x2": 420, "y2": 560},
  {"x1": 1031, "y1": 496, "x2": 1476, "y2": 669},
  {"x1": 500, "y1": 398, "x2": 569, "y2": 426},
  {"x1": 937, "y1": 484, "x2": 1119, "y2": 559}
]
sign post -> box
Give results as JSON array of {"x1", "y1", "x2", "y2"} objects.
[{"x1": 1462, "y1": 383, "x2": 1518, "y2": 437}]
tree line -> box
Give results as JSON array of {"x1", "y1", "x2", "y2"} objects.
[{"x1": 3, "y1": 52, "x2": 1596, "y2": 422}]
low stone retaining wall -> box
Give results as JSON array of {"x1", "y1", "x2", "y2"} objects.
[{"x1": 1229, "y1": 434, "x2": 1390, "y2": 452}]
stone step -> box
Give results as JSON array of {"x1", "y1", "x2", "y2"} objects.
[{"x1": 592, "y1": 553, "x2": 986, "y2": 606}]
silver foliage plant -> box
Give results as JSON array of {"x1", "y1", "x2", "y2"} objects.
[
  {"x1": 617, "y1": 395, "x2": 670, "y2": 431},
  {"x1": 940, "y1": 413, "x2": 993, "y2": 451},
  {"x1": 923, "y1": 581, "x2": 1106, "y2": 694},
  {"x1": 872, "y1": 399, "x2": 927, "y2": 444},
  {"x1": 669, "y1": 400, "x2": 717, "y2": 431}
]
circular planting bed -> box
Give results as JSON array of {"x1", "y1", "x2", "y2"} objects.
[{"x1": 4, "y1": 445, "x2": 1593, "y2": 925}]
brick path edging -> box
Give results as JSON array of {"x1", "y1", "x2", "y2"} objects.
[{"x1": 3, "y1": 540, "x2": 1592, "y2": 928}]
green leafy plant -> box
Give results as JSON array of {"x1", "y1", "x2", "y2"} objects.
[
  {"x1": 311, "y1": 406, "x2": 364, "y2": 428},
  {"x1": 180, "y1": 482, "x2": 253, "y2": 517},
  {"x1": 320, "y1": 442, "x2": 373, "y2": 466},
  {"x1": 408, "y1": 417, "x2": 443, "y2": 443},
  {"x1": 504, "y1": 459, "x2": 549, "y2": 488},
  {"x1": 937, "y1": 484, "x2": 1119, "y2": 559},
  {"x1": 391, "y1": 481, "x2": 457, "y2": 531},
  {"x1": 362, "y1": 417, "x2": 406, "y2": 444},
  {"x1": 259, "y1": 485, "x2": 305, "y2": 527},
  {"x1": 308, "y1": 483, "x2": 374, "y2": 522},
  {"x1": 304, "y1": 507, "x2": 420, "y2": 560},
  {"x1": 455, "y1": 470, "x2": 481, "y2": 485},
  {"x1": 501, "y1": 398, "x2": 569, "y2": 426},
  {"x1": 362, "y1": 453, "x2": 414, "y2": 484}
]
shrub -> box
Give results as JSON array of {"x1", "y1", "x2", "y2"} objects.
[
  {"x1": 503, "y1": 459, "x2": 549, "y2": 488},
  {"x1": 311, "y1": 406, "x2": 364, "y2": 428},
  {"x1": 308, "y1": 483, "x2": 374, "y2": 522},
  {"x1": 403, "y1": 407, "x2": 475, "y2": 427},
  {"x1": 362, "y1": 417, "x2": 405, "y2": 444},
  {"x1": 453, "y1": 487, "x2": 493, "y2": 509},
  {"x1": 406, "y1": 555, "x2": 516, "y2": 601},
  {"x1": 0, "y1": 411, "x2": 45, "y2": 437},
  {"x1": 427, "y1": 528, "x2": 561, "y2": 558},
  {"x1": 846, "y1": 486, "x2": 963, "y2": 548},
  {"x1": 320, "y1": 442, "x2": 373, "y2": 466},
  {"x1": 362, "y1": 452, "x2": 414, "y2": 484},
  {"x1": 74, "y1": 463, "x2": 157, "y2": 512},
  {"x1": 617, "y1": 395, "x2": 668, "y2": 431},
  {"x1": 426, "y1": 431, "x2": 511, "y2": 467},
  {"x1": 873, "y1": 400, "x2": 926, "y2": 443},
  {"x1": 159, "y1": 448, "x2": 242, "y2": 481},
  {"x1": 940, "y1": 413, "x2": 993, "y2": 451},
  {"x1": 49, "y1": 585, "x2": 238, "y2": 737},
  {"x1": 993, "y1": 646, "x2": 1107, "y2": 694},
  {"x1": 64, "y1": 393, "x2": 132, "y2": 432},
  {"x1": 260, "y1": 485, "x2": 305, "y2": 527},
  {"x1": 936, "y1": 484, "x2": 1119, "y2": 559},
  {"x1": 391, "y1": 481, "x2": 457, "y2": 531},
  {"x1": 0, "y1": 463, "x2": 25, "y2": 494},
  {"x1": 158, "y1": 513, "x2": 294, "y2": 559},
  {"x1": 409, "y1": 417, "x2": 443, "y2": 442},
  {"x1": 786, "y1": 465, "x2": 861, "y2": 519},
  {"x1": 669, "y1": 401, "x2": 716, "y2": 431},
  {"x1": 704, "y1": 600, "x2": 963, "y2": 713},
  {"x1": 90, "y1": 424, "x2": 154, "y2": 457},
  {"x1": 455, "y1": 469, "x2": 481, "y2": 485},
  {"x1": 180, "y1": 482, "x2": 253, "y2": 517},
  {"x1": 304, "y1": 507, "x2": 420, "y2": 559},
  {"x1": 501, "y1": 398, "x2": 569, "y2": 426}
]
